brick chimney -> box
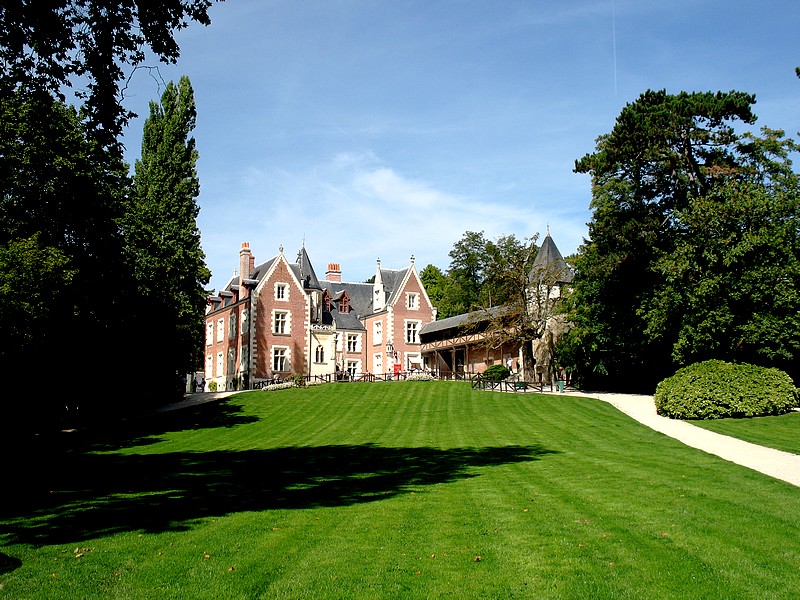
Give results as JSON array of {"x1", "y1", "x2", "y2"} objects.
[
  {"x1": 326, "y1": 263, "x2": 342, "y2": 283},
  {"x1": 239, "y1": 242, "x2": 253, "y2": 290}
]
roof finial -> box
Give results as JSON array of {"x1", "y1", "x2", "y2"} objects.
[
  {"x1": 410, "y1": 254, "x2": 415, "y2": 265},
  {"x1": 279, "y1": 244, "x2": 284, "y2": 254}
]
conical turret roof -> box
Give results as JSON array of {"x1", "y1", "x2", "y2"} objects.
[{"x1": 529, "y1": 233, "x2": 573, "y2": 284}]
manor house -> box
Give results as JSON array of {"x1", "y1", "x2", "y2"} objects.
[{"x1": 204, "y1": 243, "x2": 437, "y2": 390}]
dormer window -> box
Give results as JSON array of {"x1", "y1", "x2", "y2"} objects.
[
  {"x1": 323, "y1": 290, "x2": 332, "y2": 313},
  {"x1": 338, "y1": 292, "x2": 350, "y2": 313}
]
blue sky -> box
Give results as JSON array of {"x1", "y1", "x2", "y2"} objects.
[{"x1": 118, "y1": 0, "x2": 799, "y2": 293}]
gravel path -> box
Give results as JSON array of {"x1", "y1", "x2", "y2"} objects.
[{"x1": 567, "y1": 391, "x2": 800, "y2": 488}]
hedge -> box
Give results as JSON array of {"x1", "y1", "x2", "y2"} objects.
[
  {"x1": 654, "y1": 359, "x2": 798, "y2": 420},
  {"x1": 483, "y1": 364, "x2": 511, "y2": 382}
]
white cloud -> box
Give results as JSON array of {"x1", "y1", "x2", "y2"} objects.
[{"x1": 199, "y1": 150, "x2": 590, "y2": 291}]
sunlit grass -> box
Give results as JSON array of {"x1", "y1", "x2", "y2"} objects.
[
  {"x1": 690, "y1": 410, "x2": 800, "y2": 455},
  {"x1": 2, "y1": 382, "x2": 799, "y2": 599}
]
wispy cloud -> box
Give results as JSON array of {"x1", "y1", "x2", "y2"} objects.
[{"x1": 198, "y1": 150, "x2": 583, "y2": 290}]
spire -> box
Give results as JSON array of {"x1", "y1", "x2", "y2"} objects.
[
  {"x1": 530, "y1": 232, "x2": 573, "y2": 284},
  {"x1": 296, "y1": 245, "x2": 322, "y2": 290}
]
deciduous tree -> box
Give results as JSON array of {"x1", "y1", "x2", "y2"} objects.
[
  {"x1": 0, "y1": 0, "x2": 220, "y2": 151},
  {"x1": 0, "y1": 90, "x2": 131, "y2": 428}
]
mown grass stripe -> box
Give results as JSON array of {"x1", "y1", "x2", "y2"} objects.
[{"x1": 3, "y1": 381, "x2": 800, "y2": 599}]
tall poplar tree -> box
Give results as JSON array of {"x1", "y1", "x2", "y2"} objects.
[{"x1": 123, "y1": 76, "x2": 210, "y2": 400}]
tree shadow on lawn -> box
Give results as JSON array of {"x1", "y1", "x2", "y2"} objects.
[
  {"x1": 91, "y1": 398, "x2": 260, "y2": 450},
  {"x1": 1, "y1": 443, "x2": 555, "y2": 546},
  {"x1": 5, "y1": 396, "x2": 259, "y2": 455}
]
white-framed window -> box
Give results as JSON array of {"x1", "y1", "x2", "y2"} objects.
[
  {"x1": 346, "y1": 359, "x2": 359, "y2": 378},
  {"x1": 405, "y1": 320, "x2": 421, "y2": 344},
  {"x1": 205, "y1": 353, "x2": 213, "y2": 378},
  {"x1": 373, "y1": 320, "x2": 382, "y2": 345},
  {"x1": 315, "y1": 345, "x2": 325, "y2": 363},
  {"x1": 216, "y1": 318, "x2": 224, "y2": 343},
  {"x1": 406, "y1": 352, "x2": 422, "y2": 371},
  {"x1": 241, "y1": 344, "x2": 249, "y2": 373},
  {"x1": 374, "y1": 353, "x2": 383, "y2": 374},
  {"x1": 275, "y1": 282, "x2": 288, "y2": 301},
  {"x1": 206, "y1": 321, "x2": 213, "y2": 346},
  {"x1": 228, "y1": 313, "x2": 237, "y2": 339},
  {"x1": 227, "y1": 347, "x2": 236, "y2": 373},
  {"x1": 407, "y1": 292, "x2": 419, "y2": 310},
  {"x1": 347, "y1": 333, "x2": 358, "y2": 353},
  {"x1": 216, "y1": 352, "x2": 224, "y2": 377},
  {"x1": 272, "y1": 346, "x2": 288, "y2": 372},
  {"x1": 241, "y1": 309, "x2": 249, "y2": 334},
  {"x1": 273, "y1": 310, "x2": 290, "y2": 335}
]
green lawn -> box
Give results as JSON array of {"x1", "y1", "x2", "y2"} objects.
[
  {"x1": 2, "y1": 381, "x2": 799, "y2": 599},
  {"x1": 689, "y1": 410, "x2": 800, "y2": 455}
]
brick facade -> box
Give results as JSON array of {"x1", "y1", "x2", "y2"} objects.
[{"x1": 203, "y1": 244, "x2": 436, "y2": 391}]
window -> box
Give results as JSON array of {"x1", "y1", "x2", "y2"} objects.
[
  {"x1": 274, "y1": 310, "x2": 288, "y2": 335},
  {"x1": 206, "y1": 321, "x2": 213, "y2": 346},
  {"x1": 373, "y1": 321, "x2": 382, "y2": 345},
  {"x1": 241, "y1": 309, "x2": 249, "y2": 334},
  {"x1": 216, "y1": 318, "x2": 224, "y2": 343},
  {"x1": 339, "y1": 293, "x2": 349, "y2": 313},
  {"x1": 229, "y1": 313, "x2": 237, "y2": 339},
  {"x1": 407, "y1": 292, "x2": 419, "y2": 310},
  {"x1": 241, "y1": 344, "x2": 249, "y2": 372},
  {"x1": 405, "y1": 320, "x2": 420, "y2": 344},
  {"x1": 205, "y1": 353, "x2": 213, "y2": 378},
  {"x1": 323, "y1": 290, "x2": 332, "y2": 312},
  {"x1": 374, "y1": 353, "x2": 383, "y2": 374},
  {"x1": 216, "y1": 352, "x2": 224, "y2": 377},
  {"x1": 347, "y1": 333, "x2": 358, "y2": 353},
  {"x1": 346, "y1": 360, "x2": 358, "y2": 378},
  {"x1": 275, "y1": 283, "x2": 287, "y2": 300},
  {"x1": 273, "y1": 347, "x2": 288, "y2": 372},
  {"x1": 227, "y1": 347, "x2": 236, "y2": 373},
  {"x1": 315, "y1": 345, "x2": 325, "y2": 363},
  {"x1": 406, "y1": 353, "x2": 422, "y2": 371}
]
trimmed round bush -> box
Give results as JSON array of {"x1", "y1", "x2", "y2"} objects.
[
  {"x1": 654, "y1": 359, "x2": 798, "y2": 420},
  {"x1": 483, "y1": 364, "x2": 511, "y2": 382}
]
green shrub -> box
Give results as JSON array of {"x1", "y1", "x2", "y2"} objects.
[
  {"x1": 654, "y1": 359, "x2": 798, "y2": 420},
  {"x1": 483, "y1": 364, "x2": 511, "y2": 382}
]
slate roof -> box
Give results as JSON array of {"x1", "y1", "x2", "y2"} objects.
[
  {"x1": 248, "y1": 257, "x2": 277, "y2": 283},
  {"x1": 419, "y1": 306, "x2": 503, "y2": 336},
  {"x1": 216, "y1": 244, "x2": 412, "y2": 333},
  {"x1": 529, "y1": 233, "x2": 573, "y2": 284},
  {"x1": 381, "y1": 268, "x2": 410, "y2": 306},
  {"x1": 320, "y1": 280, "x2": 370, "y2": 330},
  {"x1": 293, "y1": 246, "x2": 323, "y2": 290}
]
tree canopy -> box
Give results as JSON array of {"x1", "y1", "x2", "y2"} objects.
[
  {"x1": 0, "y1": 89, "x2": 132, "y2": 426},
  {"x1": 0, "y1": 0, "x2": 220, "y2": 151},
  {"x1": 559, "y1": 89, "x2": 800, "y2": 391},
  {"x1": 123, "y1": 76, "x2": 211, "y2": 394},
  {"x1": 0, "y1": 4, "x2": 219, "y2": 432}
]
